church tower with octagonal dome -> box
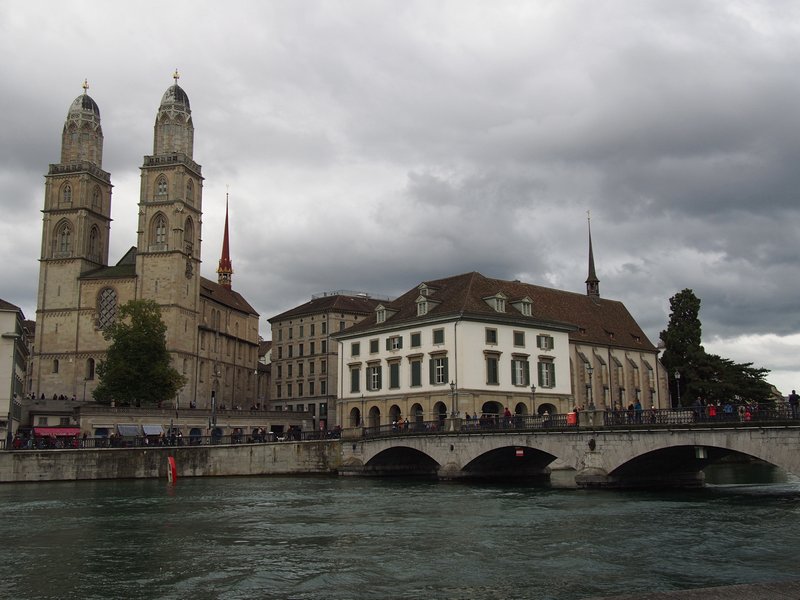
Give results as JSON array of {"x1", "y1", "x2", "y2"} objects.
[{"x1": 32, "y1": 76, "x2": 260, "y2": 415}]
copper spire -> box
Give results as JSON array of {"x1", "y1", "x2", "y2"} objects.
[
  {"x1": 585, "y1": 210, "x2": 600, "y2": 298},
  {"x1": 217, "y1": 192, "x2": 233, "y2": 289}
]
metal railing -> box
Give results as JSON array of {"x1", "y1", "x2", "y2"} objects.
[
  {"x1": 355, "y1": 404, "x2": 798, "y2": 441},
  {"x1": 3, "y1": 404, "x2": 794, "y2": 450},
  {"x1": 2, "y1": 429, "x2": 342, "y2": 450}
]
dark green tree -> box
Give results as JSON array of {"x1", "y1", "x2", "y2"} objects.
[
  {"x1": 660, "y1": 289, "x2": 771, "y2": 406},
  {"x1": 659, "y1": 289, "x2": 704, "y2": 405},
  {"x1": 94, "y1": 299, "x2": 186, "y2": 407}
]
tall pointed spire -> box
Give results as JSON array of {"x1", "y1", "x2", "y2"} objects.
[
  {"x1": 217, "y1": 192, "x2": 233, "y2": 289},
  {"x1": 585, "y1": 210, "x2": 600, "y2": 298}
]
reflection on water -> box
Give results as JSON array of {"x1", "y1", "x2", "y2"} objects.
[{"x1": 0, "y1": 465, "x2": 798, "y2": 600}]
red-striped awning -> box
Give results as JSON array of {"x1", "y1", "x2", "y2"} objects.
[{"x1": 33, "y1": 427, "x2": 81, "y2": 437}]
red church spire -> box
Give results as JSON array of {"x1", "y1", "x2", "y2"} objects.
[{"x1": 217, "y1": 192, "x2": 233, "y2": 289}]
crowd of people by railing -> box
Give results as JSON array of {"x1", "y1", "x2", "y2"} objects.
[{"x1": 4, "y1": 424, "x2": 343, "y2": 450}]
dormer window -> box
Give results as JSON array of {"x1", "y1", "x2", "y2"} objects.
[
  {"x1": 483, "y1": 293, "x2": 507, "y2": 313},
  {"x1": 417, "y1": 299, "x2": 428, "y2": 316},
  {"x1": 376, "y1": 308, "x2": 386, "y2": 323},
  {"x1": 418, "y1": 284, "x2": 430, "y2": 297},
  {"x1": 512, "y1": 297, "x2": 533, "y2": 316}
]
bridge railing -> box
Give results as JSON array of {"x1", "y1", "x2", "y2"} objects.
[
  {"x1": 2, "y1": 429, "x2": 343, "y2": 450},
  {"x1": 354, "y1": 404, "x2": 796, "y2": 440}
]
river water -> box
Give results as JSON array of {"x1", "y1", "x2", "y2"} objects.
[{"x1": 1, "y1": 464, "x2": 798, "y2": 600}]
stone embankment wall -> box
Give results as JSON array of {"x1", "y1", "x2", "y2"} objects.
[{"x1": 0, "y1": 441, "x2": 342, "y2": 483}]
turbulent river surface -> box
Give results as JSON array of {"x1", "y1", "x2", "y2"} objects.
[{"x1": 1, "y1": 463, "x2": 798, "y2": 600}]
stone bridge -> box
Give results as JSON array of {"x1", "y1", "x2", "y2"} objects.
[{"x1": 339, "y1": 425, "x2": 800, "y2": 488}]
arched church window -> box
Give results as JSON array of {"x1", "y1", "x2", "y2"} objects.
[
  {"x1": 55, "y1": 221, "x2": 72, "y2": 256},
  {"x1": 62, "y1": 183, "x2": 72, "y2": 204},
  {"x1": 92, "y1": 186, "x2": 101, "y2": 208},
  {"x1": 184, "y1": 217, "x2": 194, "y2": 254},
  {"x1": 88, "y1": 226, "x2": 100, "y2": 261},
  {"x1": 156, "y1": 175, "x2": 168, "y2": 196},
  {"x1": 151, "y1": 214, "x2": 168, "y2": 248},
  {"x1": 86, "y1": 358, "x2": 95, "y2": 380},
  {"x1": 97, "y1": 287, "x2": 118, "y2": 330},
  {"x1": 186, "y1": 179, "x2": 194, "y2": 204}
]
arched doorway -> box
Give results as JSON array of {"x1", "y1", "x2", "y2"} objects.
[
  {"x1": 410, "y1": 403, "x2": 424, "y2": 423},
  {"x1": 538, "y1": 403, "x2": 557, "y2": 416},
  {"x1": 350, "y1": 407, "x2": 361, "y2": 427},
  {"x1": 433, "y1": 401, "x2": 447, "y2": 426},
  {"x1": 514, "y1": 402, "x2": 528, "y2": 415},
  {"x1": 481, "y1": 401, "x2": 502, "y2": 416},
  {"x1": 389, "y1": 404, "x2": 401, "y2": 424},
  {"x1": 368, "y1": 406, "x2": 381, "y2": 428}
]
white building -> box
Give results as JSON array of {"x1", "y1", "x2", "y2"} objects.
[{"x1": 333, "y1": 270, "x2": 667, "y2": 428}]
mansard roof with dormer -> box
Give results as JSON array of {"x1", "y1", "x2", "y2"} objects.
[{"x1": 334, "y1": 271, "x2": 656, "y2": 352}]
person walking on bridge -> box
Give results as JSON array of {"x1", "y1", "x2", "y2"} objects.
[{"x1": 789, "y1": 390, "x2": 799, "y2": 419}]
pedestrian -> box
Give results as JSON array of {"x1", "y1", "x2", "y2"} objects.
[{"x1": 789, "y1": 390, "x2": 799, "y2": 419}]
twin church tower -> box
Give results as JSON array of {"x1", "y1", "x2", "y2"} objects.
[{"x1": 32, "y1": 75, "x2": 260, "y2": 408}]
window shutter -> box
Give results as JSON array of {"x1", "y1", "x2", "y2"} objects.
[
  {"x1": 429, "y1": 359, "x2": 435, "y2": 384},
  {"x1": 524, "y1": 361, "x2": 530, "y2": 386},
  {"x1": 398, "y1": 337, "x2": 403, "y2": 349},
  {"x1": 511, "y1": 361, "x2": 517, "y2": 385},
  {"x1": 443, "y1": 358, "x2": 449, "y2": 383},
  {"x1": 538, "y1": 362, "x2": 544, "y2": 387},
  {"x1": 377, "y1": 367, "x2": 383, "y2": 390},
  {"x1": 550, "y1": 363, "x2": 556, "y2": 387}
]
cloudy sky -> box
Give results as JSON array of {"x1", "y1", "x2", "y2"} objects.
[{"x1": 2, "y1": 1, "x2": 799, "y2": 393}]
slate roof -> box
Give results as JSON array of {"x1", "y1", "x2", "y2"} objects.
[
  {"x1": 0, "y1": 298, "x2": 22, "y2": 312},
  {"x1": 337, "y1": 271, "x2": 656, "y2": 352},
  {"x1": 200, "y1": 278, "x2": 258, "y2": 316},
  {"x1": 79, "y1": 247, "x2": 257, "y2": 315},
  {"x1": 269, "y1": 294, "x2": 384, "y2": 323}
]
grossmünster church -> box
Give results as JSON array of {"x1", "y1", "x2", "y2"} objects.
[{"x1": 32, "y1": 75, "x2": 260, "y2": 410}]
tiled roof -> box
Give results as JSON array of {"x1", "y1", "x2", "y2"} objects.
[
  {"x1": 200, "y1": 278, "x2": 258, "y2": 316},
  {"x1": 0, "y1": 298, "x2": 22, "y2": 312},
  {"x1": 269, "y1": 294, "x2": 384, "y2": 322},
  {"x1": 338, "y1": 271, "x2": 656, "y2": 352}
]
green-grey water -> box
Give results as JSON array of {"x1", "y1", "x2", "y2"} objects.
[{"x1": 1, "y1": 464, "x2": 798, "y2": 600}]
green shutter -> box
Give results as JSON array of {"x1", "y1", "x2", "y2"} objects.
[
  {"x1": 550, "y1": 363, "x2": 556, "y2": 387},
  {"x1": 386, "y1": 338, "x2": 391, "y2": 351},
  {"x1": 377, "y1": 366, "x2": 383, "y2": 390},
  {"x1": 443, "y1": 358, "x2": 449, "y2": 383},
  {"x1": 398, "y1": 337, "x2": 403, "y2": 349},
  {"x1": 429, "y1": 359, "x2": 435, "y2": 384},
  {"x1": 412, "y1": 361, "x2": 421, "y2": 386},
  {"x1": 538, "y1": 362, "x2": 544, "y2": 387},
  {"x1": 524, "y1": 360, "x2": 530, "y2": 386}
]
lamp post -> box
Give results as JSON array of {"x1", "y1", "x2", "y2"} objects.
[
  {"x1": 674, "y1": 370, "x2": 681, "y2": 408},
  {"x1": 449, "y1": 381, "x2": 456, "y2": 417},
  {"x1": 587, "y1": 365, "x2": 594, "y2": 408},
  {"x1": 530, "y1": 383, "x2": 537, "y2": 417},
  {"x1": 2, "y1": 332, "x2": 21, "y2": 450}
]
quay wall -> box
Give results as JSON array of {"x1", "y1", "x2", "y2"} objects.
[{"x1": 0, "y1": 441, "x2": 343, "y2": 483}]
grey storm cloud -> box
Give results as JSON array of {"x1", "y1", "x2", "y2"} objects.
[{"x1": 1, "y1": 0, "x2": 800, "y2": 392}]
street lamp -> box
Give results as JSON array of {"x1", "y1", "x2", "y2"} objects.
[
  {"x1": 587, "y1": 365, "x2": 594, "y2": 408},
  {"x1": 449, "y1": 381, "x2": 456, "y2": 417},
  {"x1": 2, "y1": 332, "x2": 21, "y2": 450},
  {"x1": 530, "y1": 383, "x2": 537, "y2": 417},
  {"x1": 674, "y1": 370, "x2": 681, "y2": 408}
]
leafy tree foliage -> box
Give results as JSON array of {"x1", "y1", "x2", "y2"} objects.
[
  {"x1": 94, "y1": 299, "x2": 186, "y2": 406},
  {"x1": 660, "y1": 289, "x2": 771, "y2": 406}
]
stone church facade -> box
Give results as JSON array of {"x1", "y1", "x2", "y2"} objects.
[{"x1": 31, "y1": 77, "x2": 260, "y2": 411}]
